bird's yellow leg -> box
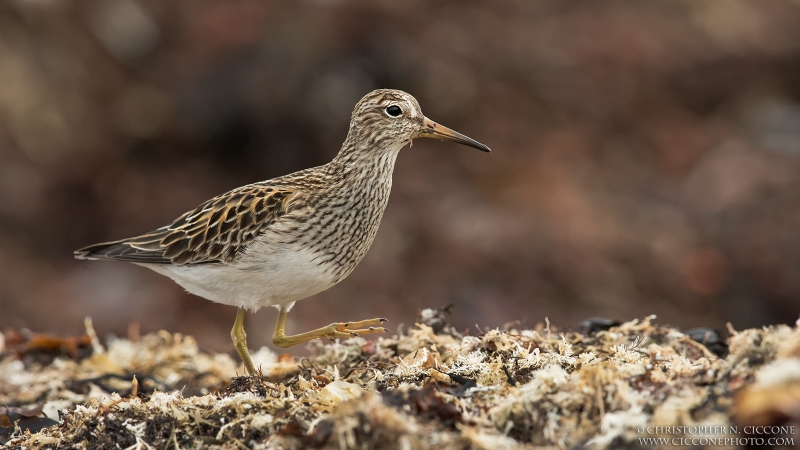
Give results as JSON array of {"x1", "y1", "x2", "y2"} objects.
[
  {"x1": 231, "y1": 308, "x2": 256, "y2": 375},
  {"x1": 272, "y1": 305, "x2": 388, "y2": 348}
]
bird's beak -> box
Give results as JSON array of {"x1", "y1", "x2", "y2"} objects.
[{"x1": 417, "y1": 117, "x2": 491, "y2": 152}]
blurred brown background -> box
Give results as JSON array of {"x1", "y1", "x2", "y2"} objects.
[{"x1": 1, "y1": 0, "x2": 799, "y2": 354}]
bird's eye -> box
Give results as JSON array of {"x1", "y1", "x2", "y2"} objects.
[{"x1": 386, "y1": 105, "x2": 402, "y2": 117}]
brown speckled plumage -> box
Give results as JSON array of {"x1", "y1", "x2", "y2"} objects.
[{"x1": 75, "y1": 89, "x2": 490, "y2": 374}]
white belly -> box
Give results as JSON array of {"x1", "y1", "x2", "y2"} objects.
[{"x1": 140, "y1": 244, "x2": 337, "y2": 312}]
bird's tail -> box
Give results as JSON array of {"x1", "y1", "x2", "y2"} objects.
[
  {"x1": 74, "y1": 237, "x2": 171, "y2": 264},
  {"x1": 74, "y1": 240, "x2": 128, "y2": 260}
]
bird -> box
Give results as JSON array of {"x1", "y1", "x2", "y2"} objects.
[{"x1": 75, "y1": 89, "x2": 490, "y2": 375}]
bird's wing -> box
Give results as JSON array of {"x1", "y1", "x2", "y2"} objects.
[{"x1": 75, "y1": 186, "x2": 300, "y2": 265}]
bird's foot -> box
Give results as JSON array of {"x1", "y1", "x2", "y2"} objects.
[
  {"x1": 273, "y1": 315, "x2": 389, "y2": 347},
  {"x1": 323, "y1": 318, "x2": 389, "y2": 340}
]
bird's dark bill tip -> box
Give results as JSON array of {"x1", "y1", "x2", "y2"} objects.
[{"x1": 420, "y1": 117, "x2": 491, "y2": 153}]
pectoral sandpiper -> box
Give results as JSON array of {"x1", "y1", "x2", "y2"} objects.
[{"x1": 75, "y1": 89, "x2": 490, "y2": 375}]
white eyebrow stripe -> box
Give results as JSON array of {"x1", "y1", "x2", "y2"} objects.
[{"x1": 406, "y1": 101, "x2": 419, "y2": 118}]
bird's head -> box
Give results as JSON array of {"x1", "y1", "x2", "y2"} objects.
[{"x1": 345, "y1": 89, "x2": 490, "y2": 155}]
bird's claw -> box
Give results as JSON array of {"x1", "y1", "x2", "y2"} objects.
[{"x1": 325, "y1": 319, "x2": 389, "y2": 341}]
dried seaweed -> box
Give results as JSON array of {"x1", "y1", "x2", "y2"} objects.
[{"x1": 2, "y1": 313, "x2": 799, "y2": 449}]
